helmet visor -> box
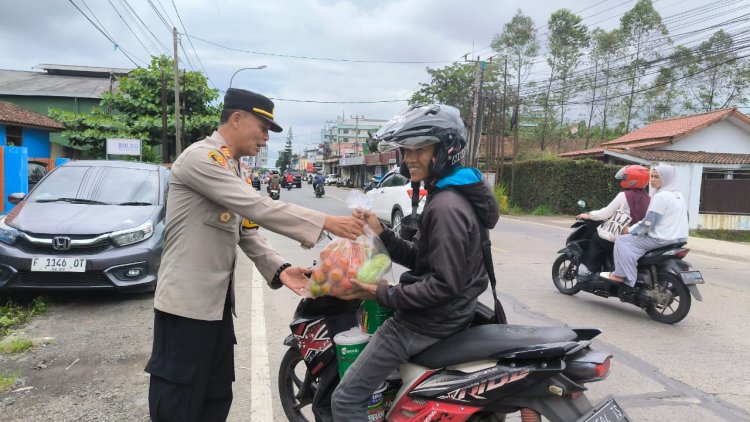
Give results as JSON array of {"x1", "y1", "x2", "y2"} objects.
[{"x1": 615, "y1": 167, "x2": 627, "y2": 180}]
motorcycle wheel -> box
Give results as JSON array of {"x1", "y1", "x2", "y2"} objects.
[
  {"x1": 645, "y1": 272, "x2": 691, "y2": 324},
  {"x1": 467, "y1": 412, "x2": 506, "y2": 421},
  {"x1": 552, "y1": 254, "x2": 582, "y2": 295},
  {"x1": 278, "y1": 347, "x2": 316, "y2": 422}
]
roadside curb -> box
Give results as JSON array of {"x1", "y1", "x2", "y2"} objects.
[{"x1": 500, "y1": 215, "x2": 750, "y2": 261}]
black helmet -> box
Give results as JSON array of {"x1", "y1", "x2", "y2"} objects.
[{"x1": 375, "y1": 104, "x2": 467, "y2": 182}]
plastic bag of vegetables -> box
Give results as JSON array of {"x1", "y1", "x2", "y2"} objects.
[{"x1": 304, "y1": 192, "x2": 393, "y2": 298}]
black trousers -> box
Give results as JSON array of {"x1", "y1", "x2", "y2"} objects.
[
  {"x1": 145, "y1": 298, "x2": 235, "y2": 422},
  {"x1": 582, "y1": 231, "x2": 614, "y2": 273}
]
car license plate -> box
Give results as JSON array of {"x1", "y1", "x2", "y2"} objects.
[
  {"x1": 31, "y1": 257, "x2": 86, "y2": 272},
  {"x1": 680, "y1": 270, "x2": 704, "y2": 284},
  {"x1": 577, "y1": 396, "x2": 630, "y2": 422}
]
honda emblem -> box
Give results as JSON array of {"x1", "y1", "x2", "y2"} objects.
[{"x1": 52, "y1": 236, "x2": 71, "y2": 251}]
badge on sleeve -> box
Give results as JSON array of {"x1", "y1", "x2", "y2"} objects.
[
  {"x1": 219, "y1": 211, "x2": 232, "y2": 223},
  {"x1": 220, "y1": 146, "x2": 232, "y2": 158},
  {"x1": 242, "y1": 218, "x2": 259, "y2": 230},
  {"x1": 208, "y1": 151, "x2": 228, "y2": 168}
]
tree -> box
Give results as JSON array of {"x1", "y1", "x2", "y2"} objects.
[
  {"x1": 491, "y1": 9, "x2": 540, "y2": 121},
  {"x1": 50, "y1": 55, "x2": 220, "y2": 159},
  {"x1": 276, "y1": 127, "x2": 294, "y2": 173},
  {"x1": 644, "y1": 46, "x2": 691, "y2": 121},
  {"x1": 584, "y1": 28, "x2": 625, "y2": 146},
  {"x1": 410, "y1": 62, "x2": 476, "y2": 118},
  {"x1": 619, "y1": 0, "x2": 669, "y2": 132},
  {"x1": 688, "y1": 30, "x2": 750, "y2": 111},
  {"x1": 542, "y1": 9, "x2": 589, "y2": 151}
]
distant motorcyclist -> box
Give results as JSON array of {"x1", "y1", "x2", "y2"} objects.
[
  {"x1": 313, "y1": 172, "x2": 325, "y2": 190},
  {"x1": 285, "y1": 172, "x2": 294, "y2": 188},
  {"x1": 269, "y1": 170, "x2": 280, "y2": 191}
]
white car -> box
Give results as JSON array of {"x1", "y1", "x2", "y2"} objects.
[
  {"x1": 325, "y1": 173, "x2": 340, "y2": 185},
  {"x1": 365, "y1": 169, "x2": 425, "y2": 229}
]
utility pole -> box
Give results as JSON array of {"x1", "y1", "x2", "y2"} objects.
[
  {"x1": 173, "y1": 27, "x2": 182, "y2": 156},
  {"x1": 161, "y1": 68, "x2": 168, "y2": 163},
  {"x1": 510, "y1": 99, "x2": 521, "y2": 200},
  {"x1": 351, "y1": 115, "x2": 363, "y2": 187},
  {"x1": 464, "y1": 55, "x2": 491, "y2": 168},
  {"x1": 499, "y1": 56, "x2": 507, "y2": 181}
]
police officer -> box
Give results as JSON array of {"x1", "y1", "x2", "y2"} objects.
[{"x1": 145, "y1": 88, "x2": 364, "y2": 421}]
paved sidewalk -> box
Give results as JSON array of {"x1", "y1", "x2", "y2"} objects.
[{"x1": 502, "y1": 215, "x2": 750, "y2": 261}]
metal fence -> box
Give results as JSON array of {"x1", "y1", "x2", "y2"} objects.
[{"x1": 700, "y1": 169, "x2": 750, "y2": 215}]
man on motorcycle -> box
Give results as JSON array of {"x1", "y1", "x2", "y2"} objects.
[
  {"x1": 285, "y1": 172, "x2": 294, "y2": 188},
  {"x1": 313, "y1": 171, "x2": 325, "y2": 190},
  {"x1": 331, "y1": 104, "x2": 500, "y2": 421},
  {"x1": 269, "y1": 170, "x2": 280, "y2": 190}
]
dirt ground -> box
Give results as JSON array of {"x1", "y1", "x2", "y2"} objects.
[{"x1": 0, "y1": 291, "x2": 154, "y2": 421}]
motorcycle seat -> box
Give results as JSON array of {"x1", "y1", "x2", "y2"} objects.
[
  {"x1": 411, "y1": 324, "x2": 578, "y2": 369},
  {"x1": 638, "y1": 242, "x2": 687, "y2": 263}
]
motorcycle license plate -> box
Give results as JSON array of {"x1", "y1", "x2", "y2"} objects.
[
  {"x1": 680, "y1": 271, "x2": 704, "y2": 284},
  {"x1": 577, "y1": 396, "x2": 630, "y2": 422}
]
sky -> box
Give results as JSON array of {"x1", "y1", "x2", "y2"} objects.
[{"x1": 0, "y1": 0, "x2": 731, "y2": 161}]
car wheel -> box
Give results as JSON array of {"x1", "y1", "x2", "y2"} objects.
[{"x1": 391, "y1": 209, "x2": 403, "y2": 234}]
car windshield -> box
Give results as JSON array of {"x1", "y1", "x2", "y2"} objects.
[{"x1": 28, "y1": 165, "x2": 160, "y2": 205}]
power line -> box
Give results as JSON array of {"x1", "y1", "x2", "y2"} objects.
[
  {"x1": 185, "y1": 34, "x2": 454, "y2": 64},
  {"x1": 107, "y1": 0, "x2": 154, "y2": 57},
  {"x1": 67, "y1": 0, "x2": 143, "y2": 67},
  {"x1": 170, "y1": 0, "x2": 216, "y2": 88},
  {"x1": 120, "y1": 0, "x2": 172, "y2": 55}
]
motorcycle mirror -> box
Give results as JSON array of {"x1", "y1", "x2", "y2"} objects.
[
  {"x1": 577, "y1": 200, "x2": 587, "y2": 208},
  {"x1": 315, "y1": 230, "x2": 332, "y2": 245}
]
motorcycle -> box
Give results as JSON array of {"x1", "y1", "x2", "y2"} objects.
[
  {"x1": 279, "y1": 296, "x2": 627, "y2": 422},
  {"x1": 552, "y1": 218, "x2": 704, "y2": 324},
  {"x1": 314, "y1": 184, "x2": 325, "y2": 198},
  {"x1": 269, "y1": 184, "x2": 281, "y2": 200}
]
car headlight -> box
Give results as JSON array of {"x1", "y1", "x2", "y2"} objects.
[
  {"x1": 0, "y1": 216, "x2": 20, "y2": 245},
  {"x1": 109, "y1": 221, "x2": 154, "y2": 247}
]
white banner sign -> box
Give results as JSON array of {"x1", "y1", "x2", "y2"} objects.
[{"x1": 106, "y1": 138, "x2": 141, "y2": 156}]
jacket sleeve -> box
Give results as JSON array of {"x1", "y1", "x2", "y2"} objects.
[
  {"x1": 378, "y1": 226, "x2": 417, "y2": 268},
  {"x1": 590, "y1": 192, "x2": 627, "y2": 221},
  {"x1": 173, "y1": 146, "x2": 326, "y2": 248},
  {"x1": 376, "y1": 203, "x2": 470, "y2": 310},
  {"x1": 238, "y1": 228, "x2": 287, "y2": 289}
]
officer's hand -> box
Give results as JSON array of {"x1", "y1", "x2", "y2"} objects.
[
  {"x1": 280, "y1": 266, "x2": 312, "y2": 296},
  {"x1": 352, "y1": 209, "x2": 383, "y2": 235},
  {"x1": 323, "y1": 215, "x2": 365, "y2": 240}
]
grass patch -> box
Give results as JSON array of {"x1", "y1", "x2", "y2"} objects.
[
  {"x1": 0, "y1": 296, "x2": 47, "y2": 338},
  {"x1": 0, "y1": 336, "x2": 35, "y2": 354},
  {"x1": 691, "y1": 229, "x2": 750, "y2": 243},
  {"x1": 0, "y1": 371, "x2": 19, "y2": 393},
  {"x1": 494, "y1": 184, "x2": 509, "y2": 214},
  {"x1": 530, "y1": 204, "x2": 555, "y2": 216}
]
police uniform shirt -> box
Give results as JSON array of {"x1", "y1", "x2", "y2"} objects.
[{"x1": 154, "y1": 131, "x2": 326, "y2": 321}]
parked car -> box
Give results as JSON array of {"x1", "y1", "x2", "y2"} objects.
[
  {"x1": 365, "y1": 169, "x2": 426, "y2": 230},
  {"x1": 0, "y1": 160, "x2": 169, "y2": 293},
  {"x1": 325, "y1": 173, "x2": 340, "y2": 185}
]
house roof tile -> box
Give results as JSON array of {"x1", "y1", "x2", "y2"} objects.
[
  {"x1": 615, "y1": 150, "x2": 750, "y2": 165},
  {"x1": 602, "y1": 108, "x2": 747, "y2": 147},
  {"x1": 0, "y1": 101, "x2": 64, "y2": 131}
]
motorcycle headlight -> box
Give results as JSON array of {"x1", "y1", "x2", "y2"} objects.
[
  {"x1": 109, "y1": 221, "x2": 154, "y2": 247},
  {"x1": 0, "y1": 216, "x2": 20, "y2": 245}
]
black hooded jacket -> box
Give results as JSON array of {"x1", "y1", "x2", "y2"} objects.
[{"x1": 375, "y1": 170, "x2": 500, "y2": 338}]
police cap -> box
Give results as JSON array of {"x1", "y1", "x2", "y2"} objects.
[{"x1": 223, "y1": 88, "x2": 283, "y2": 133}]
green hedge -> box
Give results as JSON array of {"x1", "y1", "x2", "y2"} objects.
[{"x1": 496, "y1": 158, "x2": 621, "y2": 214}]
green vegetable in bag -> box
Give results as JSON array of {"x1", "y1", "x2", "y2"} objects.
[{"x1": 356, "y1": 253, "x2": 392, "y2": 284}]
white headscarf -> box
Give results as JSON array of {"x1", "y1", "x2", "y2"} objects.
[{"x1": 651, "y1": 164, "x2": 679, "y2": 196}]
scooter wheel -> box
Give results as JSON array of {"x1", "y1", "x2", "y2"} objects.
[
  {"x1": 645, "y1": 272, "x2": 691, "y2": 324},
  {"x1": 552, "y1": 254, "x2": 582, "y2": 295}
]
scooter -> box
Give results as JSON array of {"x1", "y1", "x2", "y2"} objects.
[
  {"x1": 552, "y1": 218, "x2": 704, "y2": 324},
  {"x1": 314, "y1": 184, "x2": 325, "y2": 198},
  {"x1": 268, "y1": 184, "x2": 281, "y2": 200},
  {"x1": 278, "y1": 296, "x2": 628, "y2": 422}
]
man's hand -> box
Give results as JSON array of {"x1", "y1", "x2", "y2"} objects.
[
  {"x1": 352, "y1": 209, "x2": 383, "y2": 235},
  {"x1": 323, "y1": 215, "x2": 365, "y2": 240},
  {"x1": 337, "y1": 280, "x2": 378, "y2": 301},
  {"x1": 280, "y1": 266, "x2": 312, "y2": 296}
]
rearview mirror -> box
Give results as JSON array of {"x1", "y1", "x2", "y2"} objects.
[
  {"x1": 577, "y1": 200, "x2": 586, "y2": 209},
  {"x1": 8, "y1": 193, "x2": 26, "y2": 205}
]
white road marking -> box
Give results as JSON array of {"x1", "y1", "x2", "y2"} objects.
[{"x1": 250, "y1": 262, "x2": 273, "y2": 421}]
